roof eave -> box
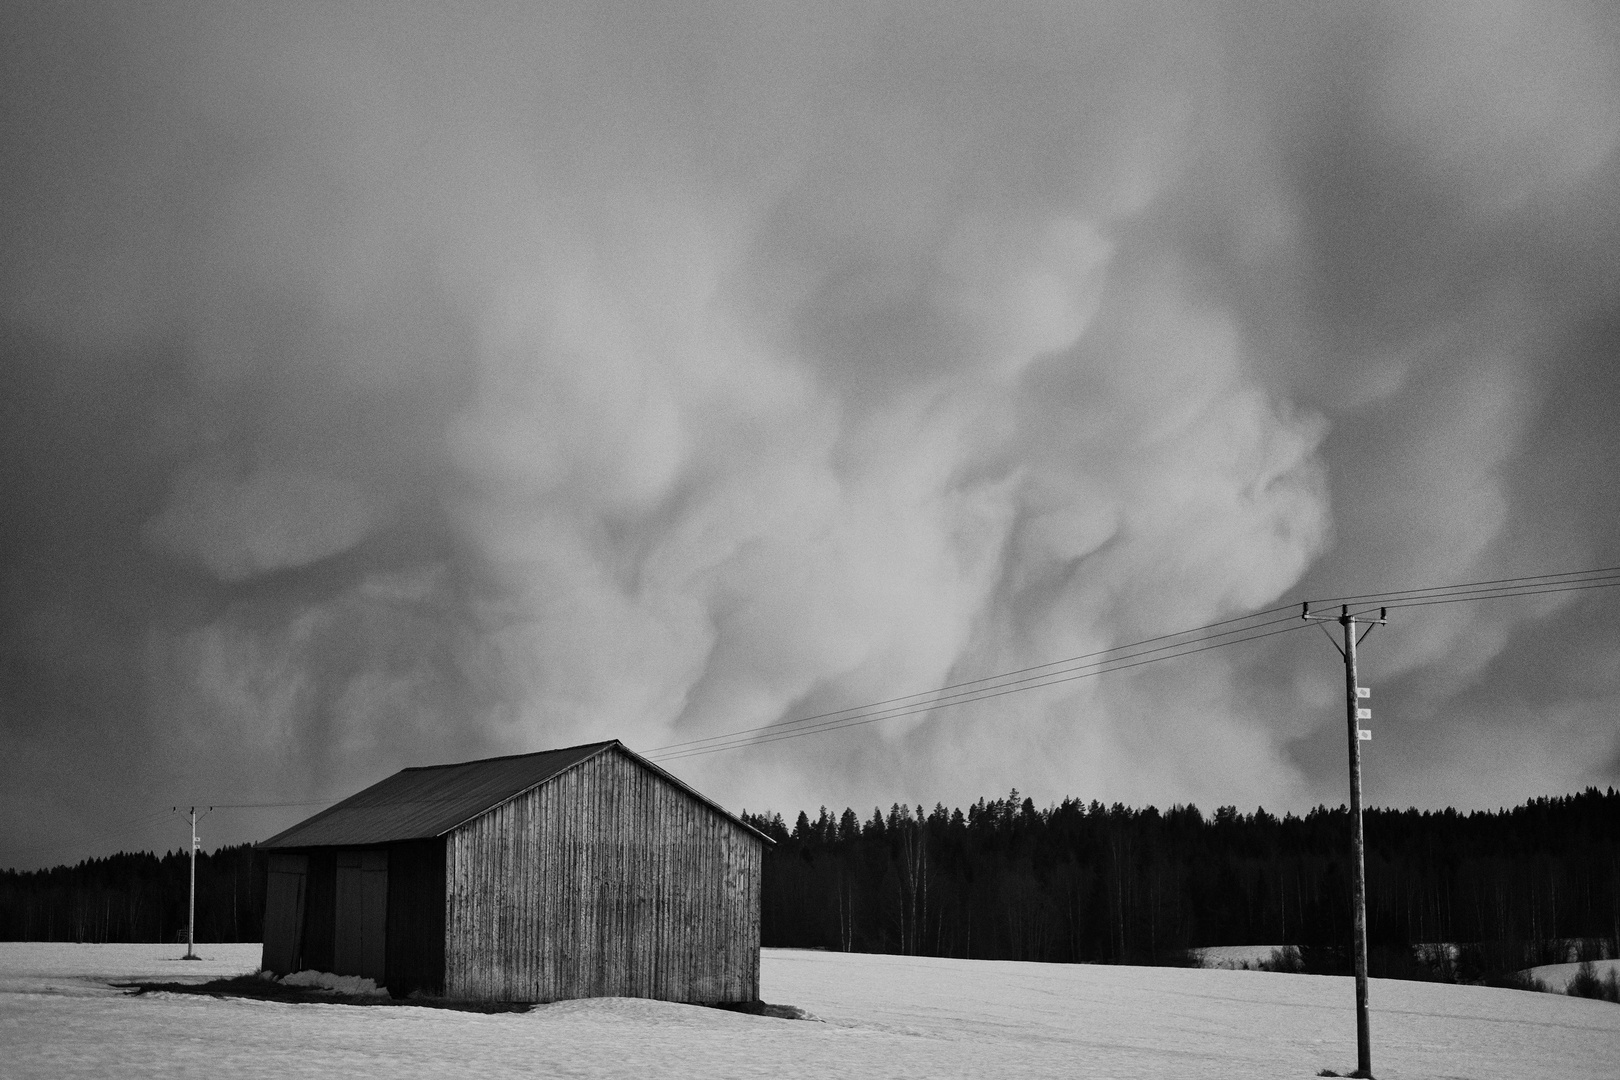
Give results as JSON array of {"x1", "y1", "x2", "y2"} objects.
[{"x1": 613, "y1": 743, "x2": 776, "y2": 846}]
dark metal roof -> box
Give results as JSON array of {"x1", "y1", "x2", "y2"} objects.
[{"x1": 258, "y1": 740, "x2": 771, "y2": 849}]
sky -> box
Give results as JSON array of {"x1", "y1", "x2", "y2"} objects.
[{"x1": 4, "y1": 1, "x2": 1620, "y2": 870}]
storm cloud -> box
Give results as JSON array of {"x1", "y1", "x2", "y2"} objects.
[{"x1": 4, "y1": 1, "x2": 1619, "y2": 868}]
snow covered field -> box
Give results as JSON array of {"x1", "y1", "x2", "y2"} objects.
[
  {"x1": 1196, "y1": 944, "x2": 1284, "y2": 969},
  {"x1": 3, "y1": 943, "x2": 1617, "y2": 1079},
  {"x1": 1529, "y1": 958, "x2": 1620, "y2": 994}
]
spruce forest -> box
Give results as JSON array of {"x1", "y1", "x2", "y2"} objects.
[
  {"x1": 0, "y1": 845, "x2": 265, "y2": 946},
  {"x1": 738, "y1": 788, "x2": 1620, "y2": 980},
  {"x1": 3, "y1": 789, "x2": 1616, "y2": 984}
]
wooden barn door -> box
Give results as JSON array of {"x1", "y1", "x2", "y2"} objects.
[
  {"x1": 333, "y1": 849, "x2": 388, "y2": 981},
  {"x1": 261, "y1": 853, "x2": 308, "y2": 975}
]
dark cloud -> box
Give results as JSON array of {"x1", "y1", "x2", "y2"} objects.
[{"x1": 4, "y1": 1, "x2": 1620, "y2": 868}]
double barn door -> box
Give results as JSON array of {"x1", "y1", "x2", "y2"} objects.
[{"x1": 260, "y1": 847, "x2": 388, "y2": 982}]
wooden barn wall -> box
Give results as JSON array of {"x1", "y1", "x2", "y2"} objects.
[
  {"x1": 444, "y1": 750, "x2": 763, "y2": 1004},
  {"x1": 384, "y1": 838, "x2": 446, "y2": 997},
  {"x1": 299, "y1": 849, "x2": 337, "y2": 974}
]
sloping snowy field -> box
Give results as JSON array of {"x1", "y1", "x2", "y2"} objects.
[
  {"x1": 2, "y1": 944, "x2": 1616, "y2": 1079},
  {"x1": 1529, "y1": 958, "x2": 1620, "y2": 993},
  {"x1": 1196, "y1": 944, "x2": 1283, "y2": 969}
]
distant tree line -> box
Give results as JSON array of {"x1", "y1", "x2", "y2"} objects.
[
  {"x1": 0, "y1": 845, "x2": 264, "y2": 944},
  {"x1": 740, "y1": 787, "x2": 1620, "y2": 980},
  {"x1": 4, "y1": 790, "x2": 1616, "y2": 985}
]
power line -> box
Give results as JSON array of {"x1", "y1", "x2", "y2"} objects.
[
  {"x1": 1357, "y1": 578, "x2": 1620, "y2": 615},
  {"x1": 651, "y1": 610, "x2": 1306, "y2": 759},
  {"x1": 193, "y1": 800, "x2": 338, "y2": 809},
  {"x1": 651, "y1": 618, "x2": 1313, "y2": 762},
  {"x1": 649, "y1": 564, "x2": 1620, "y2": 763},
  {"x1": 2, "y1": 800, "x2": 341, "y2": 869},
  {"x1": 644, "y1": 615, "x2": 1302, "y2": 761},
  {"x1": 1311, "y1": 566, "x2": 1620, "y2": 607},
  {"x1": 2, "y1": 807, "x2": 197, "y2": 866},
  {"x1": 652, "y1": 604, "x2": 1304, "y2": 757},
  {"x1": 655, "y1": 621, "x2": 1312, "y2": 762}
]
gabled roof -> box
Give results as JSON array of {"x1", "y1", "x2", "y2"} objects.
[{"x1": 258, "y1": 740, "x2": 771, "y2": 849}]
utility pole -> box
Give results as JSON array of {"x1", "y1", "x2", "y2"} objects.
[
  {"x1": 173, "y1": 806, "x2": 212, "y2": 960},
  {"x1": 1303, "y1": 602, "x2": 1384, "y2": 1080}
]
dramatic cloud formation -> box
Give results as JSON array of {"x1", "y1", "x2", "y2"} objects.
[{"x1": 3, "y1": 1, "x2": 1619, "y2": 867}]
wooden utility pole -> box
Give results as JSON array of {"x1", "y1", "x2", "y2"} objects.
[
  {"x1": 174, "y1": 805, "x2": 211, "y2": 960},
  {"x1": 1304, "y1": 602, "x2": 1384, "y2": 1080}
]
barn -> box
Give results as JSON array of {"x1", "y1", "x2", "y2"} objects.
[{"x1": 257, "y1": 739, "x2": 771, "y2": 1004}]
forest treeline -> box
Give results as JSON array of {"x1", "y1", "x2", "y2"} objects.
[
  {"x1": 3, "y1": 790, "x2": 1616, "y2": 985},
  {"x1": 740, "y1": 787, "x2": 1620, "y2": 980},
  {"x1": 0, "y1": 845, "x2": 264, "y2": 944}
]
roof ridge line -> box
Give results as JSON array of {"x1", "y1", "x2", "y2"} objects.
[
  {"x1": 398, "y1": 738, "x2": 619, "y2": 772},
  {"x1": 432, "y1": 741, "x2": 622, "y2": 837}
]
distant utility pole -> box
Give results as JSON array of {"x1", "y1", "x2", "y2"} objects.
[
  {"x1": 173, "y1": 806, "x2": 212, "y2": 961},
  {"x1": 1303, "y1": 602, "x2": 1385, "y2": 1080}
]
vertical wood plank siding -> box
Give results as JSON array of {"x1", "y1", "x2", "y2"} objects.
[{"x1": 443, "y1": 748, "x2": 763, "y2": 1003}]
